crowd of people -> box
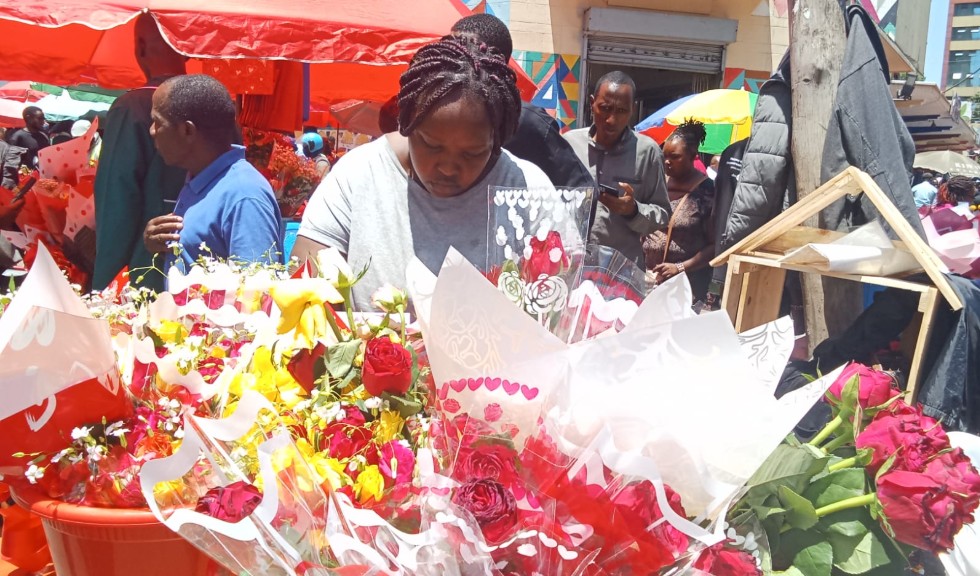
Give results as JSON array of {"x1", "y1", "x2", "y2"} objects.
[{"x1": 0, "y1": 13, "x2": 756, "y2": 309}]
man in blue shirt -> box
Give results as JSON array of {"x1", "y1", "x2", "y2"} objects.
[{"x1": 142, "y1": 75, "x2": 283, "y2": 275}]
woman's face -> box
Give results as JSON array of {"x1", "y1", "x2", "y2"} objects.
[
  {"x1": 408, "y1": 94, "x2": 495, "y2": 198},
  {"x1": 663, "y1": 138, "x2": 693, "y2": 179}
]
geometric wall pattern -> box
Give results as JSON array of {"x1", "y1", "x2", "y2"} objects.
[
  {"x1": 513, "y1": 50, "x2": 582, "y2": 131},
  {"x1": 722, "y1": 68, "x2": 771, "y2": 93},
  {"x1": 463, "y1": 0, "x2": 511, "y2": 24}
]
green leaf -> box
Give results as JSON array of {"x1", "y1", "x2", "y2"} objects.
[
  {"x1": 793, "y1": 540, "x2": 833, "y2": 576},
  {"x1": 819, "y1": 508, "x2": 873, "y2": 539},
  {"x1": 774, "y1": 568, "x2": 807, "y2": 576},
  {"x1": 829, "y1": 530, "x2": 890, "y2": 574},
  {"x1": 752, "y1": 503, "x2": 788, "y2": 521},
  {"x1": 773, "y1": 529, "x2": 824, "y2": 571},
  {"x1": 744, "y1": 444, "x2": 828, "y2": 504},
  {"x1": 804, "y1": 469, "x2": 867, "y2": 509},
  {"x1": 778, "y1": 486, "x2": 819, "y2": 530},
  {"x1": 324, "y1": 340, "x2": 361, "y2": 380},
  {"x1": 384, "y1": 393, "x2": 423, "y2": 418}
]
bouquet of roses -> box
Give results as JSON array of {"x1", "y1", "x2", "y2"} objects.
[
  {"x1": 408, "y1": 248, "x2": 841, "y2": 574},
  {"x1": 731, "y1": 363, "x2": 980, "y2": 575}
]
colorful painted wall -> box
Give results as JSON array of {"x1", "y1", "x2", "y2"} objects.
[{"x1": 467, "y1": 0, "x2": 782, "y2": 130}]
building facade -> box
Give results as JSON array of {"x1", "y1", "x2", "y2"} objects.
[
  {"x1": 469, "y1": 0, "x2": 925, "y2": 130},
  {"x1": 945, "y1": 0, "x2": 980, "y2": 97}
]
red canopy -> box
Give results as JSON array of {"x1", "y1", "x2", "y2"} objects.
[{"x1": 0, "y1": 0, "x2": 474, "y2": 103}]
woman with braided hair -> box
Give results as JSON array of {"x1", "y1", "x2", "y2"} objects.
[
  {"x1": 642, "y1": 120, "x2": 716, "y2": 303},
  {"x1": 935, "y1": 174, "x2": 976, "y2": 210},
  {"x1": 292, "y1": 35, "x2": 551, "y2": 309}
]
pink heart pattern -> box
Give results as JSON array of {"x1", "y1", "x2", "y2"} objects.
[{"x1": 441, "y1": 378, "x2": 540, "y2": 400}]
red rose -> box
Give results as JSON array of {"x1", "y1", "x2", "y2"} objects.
[
  {"x1": 876, "y1": 463, "x2": 979, "y2": 553},
  {"x1": 195, "y1": 480, "x2": 263, "y2": 523},
  {"x1": 451, "y1": 479, "x2": 519, "y2": 544},
  {"x1": 362, "y1": 337, "x2": 413, "y2": 397},
  {"x1": 454, "y1": 443, "x2": 519, "y2": 486},
  {"x1": 612, "y1": 482, "x2": 689, "y2": 556},
  {"x1": 693, "y1": 542, "x2": 761, "y2": 576},
  {"x1": 320, "y1": 406, "x2": 372, "y2": 457},
  {"x1": 521, "y1": 231, "x2": 568, "y2": 280},
  {"x1": 856, "y1": 403, "x2": 949, "y2": 474},
  {"x1": 924, "y1": 448, "x2": 980, "y2": 504},
  {"x1": 825, "y1": 362, "x2": 898, "y2": 410}
]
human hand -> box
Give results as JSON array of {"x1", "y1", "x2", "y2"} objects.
[
  {"x1": 650, "y1": 261, "x2": 683, "y2": 282},
  {"x1": 0, "y1": 198, "x2": 25, "y2": 229},
  {"x1": 598, "y1": 182, "x2": 638, "y2": 216},
  {"x1": 143, "y1": 214, "x2": 183, "y2": 254}
]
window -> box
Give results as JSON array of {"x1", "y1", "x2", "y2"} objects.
[
  {"x1": 948, "y1": 50, "x2": 980, "y2": 87},
  {"x1": 952, "y1": 26, "x2": 980, "y2": 41},
  {"x1": 954, "y1": 3, "x2": 980, "y2": 17}
]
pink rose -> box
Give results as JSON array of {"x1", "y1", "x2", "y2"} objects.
[
  {"x1": 195, "y1": 480, "x2": 263, "y2": 522},
  {"x1": 825, "y1": 362, "x2": 899, "y2": 411}
]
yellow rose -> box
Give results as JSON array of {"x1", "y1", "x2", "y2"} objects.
[{"x1": 154, "y1": 320, "x2": 187, "y2": 344}]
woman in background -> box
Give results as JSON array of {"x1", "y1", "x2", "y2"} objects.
[{"x1": 642, "y1": 120, "x2": 716, "y2": 303}]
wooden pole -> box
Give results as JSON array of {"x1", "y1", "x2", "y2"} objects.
[{"x1": 789, "y1": 0, "x2": 846, "y2": 350}]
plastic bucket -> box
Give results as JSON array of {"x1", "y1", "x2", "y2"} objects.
[
  {"x1": 11, "y1": 484, "x2": 226, "y2": 576},
  {"x1": 284, "y1": 219, "x2": 301, "y2": 264}
]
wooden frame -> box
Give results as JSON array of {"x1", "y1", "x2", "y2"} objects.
[{"x1": 711, "y1": 167, "x2": 962, "y2": 401}]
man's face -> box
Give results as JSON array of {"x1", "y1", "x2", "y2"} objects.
[
  {"x1": 149, "y1": 86, "x2": 186, "y2": 167},
  {"x1": 590, "y1": 82, "x2": 633, "y2": 148},
  {"x1": 25, "y1": 110, "x2": 45, "y2": 132}
]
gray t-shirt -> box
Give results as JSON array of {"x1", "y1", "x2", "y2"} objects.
[{"x1": 298, "y1": 137, "x2": 553, "y2": 310}]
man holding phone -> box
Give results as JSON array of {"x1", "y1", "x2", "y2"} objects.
[{"x1": 564, "y1": 71, "x2": 671, "y2": 266}]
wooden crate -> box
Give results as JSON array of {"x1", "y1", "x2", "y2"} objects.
[{"x1": 711, "y1": 167, "x2": 962, "y2": 402}]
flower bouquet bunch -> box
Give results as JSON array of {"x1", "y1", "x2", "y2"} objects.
[
  {"x1": 487, "y1": 187, "x2": 653, "y2": 344},
  {"x1": 728, "y1": 362, "x2": 980, "y2": 575},
  {"x1": 0, "y1": 119, "x2": 101, "y2": 286},
  {"x1": 487, "y1": 187, "x2": 593, "y2": 334},
  {"x1": 405, "y1": 248, "x2": 841, "y2": 574},
  {"x1": 243, "y1": 127, "x2": 321, "y2": 218}
]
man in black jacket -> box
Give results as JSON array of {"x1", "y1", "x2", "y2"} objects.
[
  {"x1": 6, "y1": 106, "x2": 50, "y2": 169},
  {"x1": 451, "y1": 14, "x2": 595, "y2": 193}
]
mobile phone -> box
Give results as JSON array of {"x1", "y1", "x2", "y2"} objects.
[
  {"x1": 12, "y1": 176, "x2": 36, "y2": 202},
  {"x1": 599, "y1": 183, "x2": 623, "y2": 198}
]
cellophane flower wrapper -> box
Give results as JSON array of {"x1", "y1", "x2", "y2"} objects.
[
  {"x1": 140, "y1": 391, "x2": 361, "y2": 575},
  {"x1": 553, "y1": 245, "x2": 650, "y2": 344},
  {"x1": 487, "y1": 187, "x2": 593, "y2": 334},
  {"x1": 409, "y1": 250, "x2": 842, "y2": 573},
  {"x1": 0, "y1": 243, "x2": 129, "y2": 476}
]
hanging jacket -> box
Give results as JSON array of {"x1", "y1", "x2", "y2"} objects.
[
  {"x1": 716, "y1": 51, "x2": 795, "y2": 256},
  {"x1": 820, "y1": 4, "x2": 924, "y2": 239}
]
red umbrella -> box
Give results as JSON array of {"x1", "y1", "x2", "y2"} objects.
[{"x1": 0, "y1": 0, "x2": 477, "y2": 103}]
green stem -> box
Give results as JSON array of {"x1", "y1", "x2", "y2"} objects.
[
  {"x1": 822, "y1": 434, "x2": 850, "y2": 454},
  {"x1": 398, "y1": 307, "x2": 406, "y2": 344},
  {"x1": 324, "y1": 306, "x2": 344, "y2": 342},
  {"x1": 343, "y1": 292, "x2": 357, "y2": 335},
  {"x1": 815, "y1": 493, "x2": 876, "y2": 518},
  {"x1": 808, "y1": 415, "x2": 843, "y2": 447},
  {"x1": 828, "y1": 456, "x2": 859, "y2": 472}
]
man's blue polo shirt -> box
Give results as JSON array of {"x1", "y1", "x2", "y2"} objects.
[{"x1": 167, "y1": 145, "x2": 283, "y2": 274}]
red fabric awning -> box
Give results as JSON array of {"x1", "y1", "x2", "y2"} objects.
[{"x1": 0, "y1": 0, "x2": 479, "y2": 103}]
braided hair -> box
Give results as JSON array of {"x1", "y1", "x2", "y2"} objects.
[
  {"x1": 397, "y1": 35, "x2": 521, "y2": 152},
  {"x1": 938, "y1": 174, "x2": 976, "y2": 205},
  {"x1": 666, "y1": 119, "x2": 708, "y2": 158}
]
